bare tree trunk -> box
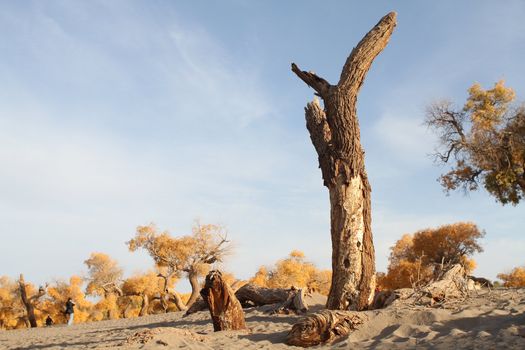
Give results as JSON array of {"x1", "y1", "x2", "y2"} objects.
[
  {"x1": 18, "y1": 274, "x2": 45, "y2": 328},
  {"x1": 201, "y1": 270, "x2": 246, "y2": 331},
  {"x1": 168, "y1": 291, "x2": 188, "y2": 311},
  {"x1": 139, "y1": 294, "x2": 149, "y2": 316},
  {"x1": 157, "y1": 273, "x2": 188, "y2": 312},
  {"x1": 186, "y1": 271, "x2": 201, "y2": 307},
  {"x1": 292, "y1": 12, "x2": 397, "y2": 310}
]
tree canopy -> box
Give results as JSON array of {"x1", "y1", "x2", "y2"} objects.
[
  {"x1": 498, "y1": 266, "x2": 525, "y2": 287},
  {"x1": 426, "y1": 81, "x2": 525, "y2": 204},
  {"x1": 128, "y1": 221, "x2": 231, "y2": 307},
  {"x1": 249, "y1": 250, "x2": 331, "y2": 295},
  {"x1": 84, "y1": 252, "x2": 123, "y2": 297},
  {"x1": 379, "y1": 222, "x2": 484, "y2": 290}
]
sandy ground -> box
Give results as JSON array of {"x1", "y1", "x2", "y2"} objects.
[{"x1": 1, "y1": 289, "x2": 524, "y2": 349}]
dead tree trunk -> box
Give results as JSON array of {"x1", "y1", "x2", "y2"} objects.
[
  {"x1": 234, "y1": 283, "x2": 308, "y2": 313},
  {"x1": 286, "y1": 310, "x2": 366, "y2": 347},
  {"x1": 168, "y1": 291, "x2": 188, "y2": 311},
  {"x1": 139, "y1": 294, "x2": 149, "y2": 316},
  {"x1": 235, "y1": 283, "x2": 296, "y2": 307},
  {"x1": 157, "y1": 273, "x2": 188, "y2": 312},
  {"x1": 18, "y1": 274, "x2": 45, "y2": 328},
  {"x1": 186, "y1": 271, "x2": 201, "y2": 308},
  {"x1": 200, "y1": 270, "x2": 246, "y2": 331},
  {"x1": 291, "y1": 12, "x2": 397, "y2": 310}
]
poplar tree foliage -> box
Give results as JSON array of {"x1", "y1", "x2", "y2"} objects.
[
  {"x1": 426, "y1": 81, "x2": 525, "y2": 205},
  {"x1": 43, "y1": 276, "x2": 93, "y2": 323},
  {"x1": 498, "y1": 266, "x2": 525, "y2": 287},
  {"x1": 379, "y1": 222, "x2": 484, "y2": 290},
  {"x1": 128, "y1": 222, "x2": 231, "y2": 307},
  {"x1": 84, "y1": 252, "x2": 124, "y2": 297},
  {"x1": 250, "y1": 250, "x2": 332, "y2": 295},
  {"x1": 84, "y1": 253, "x2": 124, "y2": 320},
  {"x1": 0, "y1": 276, "x2": 28, "y2": 329}
]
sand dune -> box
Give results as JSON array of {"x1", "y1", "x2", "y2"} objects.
[{"x1": 1, "y1": 289, "x2": 524, "y2": 349}]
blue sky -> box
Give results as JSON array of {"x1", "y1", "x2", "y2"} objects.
[{"x1": 1, "y1": 1, "x2": 524, "y2": 290}]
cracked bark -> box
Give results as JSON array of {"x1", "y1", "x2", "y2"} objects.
[
  {"x1": 201, "y1": 270, "x2": 246, "y2": 331},
  {"x1": 292, "y1": 12, "x2": 397, "y2": 310}
]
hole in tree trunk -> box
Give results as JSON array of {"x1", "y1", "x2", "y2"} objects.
[{"x1": 344, "y1": 258, "x2": 350, "y2": 268}]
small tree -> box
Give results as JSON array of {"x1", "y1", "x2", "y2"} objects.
[
  {"x1": 128, "y1": 221, "x2": 231, "y2": 308},
  {"x1": 497, "y1": 266, "x2": 525, "y2": 287},
  {"x1": 84, "y1": 252, "x2": 123, "y2": 297},
  {"x1": 381, "y1": 222, "x2": 484, "y2": 289},
  {"x1": 84, "y1": 253, "x2": 123, "y2": 320},
  {"x1": 121, "y1": 271, "x2": 166, "y2": 316},
  {"x1": 426, "y1": 81, "x2": 525, "y2": 205},
  {"x1": 250, "y1": 250, "x2": 332, "y2": 295}
]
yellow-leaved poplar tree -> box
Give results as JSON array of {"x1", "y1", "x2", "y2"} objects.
[
  {"x1": 497, "y1": 266, "x2": 525, "y2": 287},
  {"x1": 380, "y1": 222, "x2": 484, "y2": 290},
  {"x1": 0, "y1": 276, "x2": 26, "y2": 329},
  {"x1": 250, "y1": 250, "x2": 331, "y2": 295},
  {"x1": 121, "y1": 271, "x2": 168, "y2": 317},
  {"x1": 426, "y1": 81, "x2": 525, "y2": 204},
  {"x1": 84, "y1": 253, "x2": 123, "y2": 320},
  {"x1": 128, "y1": 221, "x2": 231, "y2": 309},
  {"x1": 43, "y1": 276, "x2": 93, "y2": 324}
]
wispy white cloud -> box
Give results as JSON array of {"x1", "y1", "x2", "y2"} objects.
[
  {"x1": 372, "y1": 113, "x2": 435, "y2": 165},
  {"x1": 1, "y1": 1, "x2": 524, "y2": 289},
  {"x1": 0, "y1": 1, "x2": 316, "y2": 286}
]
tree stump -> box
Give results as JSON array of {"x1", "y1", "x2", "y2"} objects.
[
  {"x1": 200, "y1": 270, "x2": 246, "y2": 331},
  {"x1": 286, "y1": 310, "x2": 366, "y2": 347},
  {"x1": 420, "y1": 264, "x2": 467, "y2": 304}
]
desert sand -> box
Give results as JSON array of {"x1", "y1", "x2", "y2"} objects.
[{"x1": 1, "y1": 289, "x2": 524, "y2": 350}]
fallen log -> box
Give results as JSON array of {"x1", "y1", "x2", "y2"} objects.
[
  {"x1": 467, "y1": 275, "x2": 493, "y2": 288},
  {"x1": 271, "y1": 287, "x2": 308, "y2": 314},
  {"x1": 235, "y1": 283, "x2": 292, "y2": 307},
  {"x1": 200, "y1": 270, "x2": 246, "y2": 331},
  {"x1": 286, "y1": 310, "x2": 366, "y2": 347},
  {"x1": 234, "y1": 283, "x2": 308, "y2": 314},
  {"x1": 418, "y1": 264, "x2": 467, "y2": 305}
]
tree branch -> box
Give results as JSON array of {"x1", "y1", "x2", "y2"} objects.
[
  {"x1": 305, "y1": 99, "x2": 333, "y2": 186},
  {"x1": 291, "y1": 63, "x2": 331, "y2": 98},
  {"x1": 338, "y1": 12, "x2": 397, "y2": 94}
]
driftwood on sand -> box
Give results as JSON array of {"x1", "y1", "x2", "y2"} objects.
[
  {"x1": 288, "y1": 264, "x2": 474, "y2": 347},
  {"x1": 186, "y1": 283, "x2": 309, "y2": 316},
  {"x1": 286, "y1": 310, "x2": 366, "y2": 347},
  {"x1": 200, "y1": 270, "x2": 246, "y2": 331},
  {"x1": 235, "y1": 283, "x2": 308, "y2": 314}
]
